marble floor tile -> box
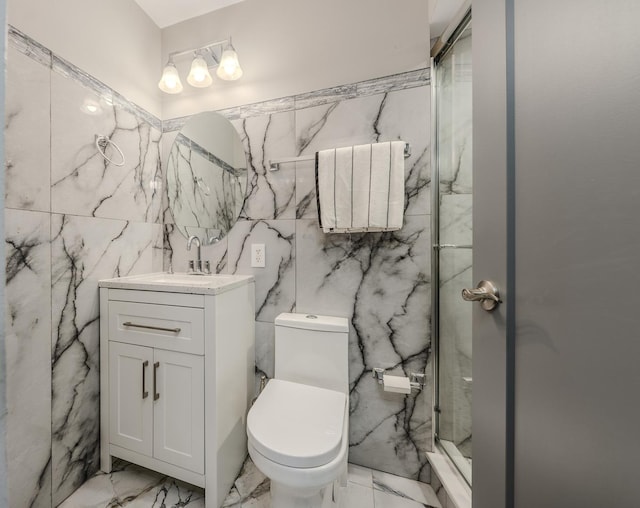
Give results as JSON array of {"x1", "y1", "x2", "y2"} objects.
[
  {"x1": 372, "y1": 470, "x2": 441, "y2": 507},
  {"x1": 58, "y1": 461, "x2": 204, "y2": 508},
  {"x1": 57, "y1": 473, "x2": 118, "y2": 508},
  {"x1": 61, "y1": 456, "x2": 442, "y2": 508},
  {"x1": 373, "y1": 489, "x2": 438, "y2": 508},
  {"x1": 348, "y1": 463, "x2": 374, "y2": 488},
  {"x1": 344, "y1": 482, "x2": 375, "y2": 508}
]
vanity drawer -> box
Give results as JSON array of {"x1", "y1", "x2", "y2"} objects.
[{"x1": 108, "y1": 301, "x2": 204, "y2": 355}]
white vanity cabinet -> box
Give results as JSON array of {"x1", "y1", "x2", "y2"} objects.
[
  {"x1": 108, "y1": 341, "x2": 205, "y2": 473},
  {"x1": 99, "y1": 274, "x2": 255, "y2": 508}
]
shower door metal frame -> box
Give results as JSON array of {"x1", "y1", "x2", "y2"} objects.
[{"x1": 430, "y1": 9, "x2": 473, "y2": 484}]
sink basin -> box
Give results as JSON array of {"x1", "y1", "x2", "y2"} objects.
[
  {"x1": 143, "y1": 273, "x2": 237, "y2": 285},
  {"x1": 98, "y1": 272, "x2": 254, "y2": 295},
  {"x1": 124, "y1": 272, "x2": 237, "y2": 286}
]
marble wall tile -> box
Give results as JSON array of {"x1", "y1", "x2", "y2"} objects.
[
  {"x1": 164, "y1": 222, "x2": 229, "y2": 274},
  {"x1": 7, "y1": 27, "x2": 434, "y2": 504},
  {"x1": 240, "y1": 97, "x2": 295, "y2": 118},
  {"x1": 232, "y1": 113, "x2": 297, "y2": 221},
  {"x1": 166, "y1": 81, "x2": 436, "y2": 481},
  {"x1": 294, "y1": 84, "x2": 357, "y2": 110},
  {"x1": 162, "y1": 116, "x2": 189, "y2": 134},
  {"x1": 4, "y1": 27, "x2": 165, "y2": 507},
  {"x1": 437, "y1": 248, "x2": 472, "y2": 453},
  {"x1": 355, "y1": 69, "x2": 430, "y2": 97},
  {"x1": 50, "y1": 50, "x2": 160, "y2": 132},
  {"x1": 254, "y1": 321, "x2": 275, "y2": 381},
  {"x1": 293, "y1": 159, "x2": 317, "y2": 220},
  {"x1": 8, "y1": 26, "x2": 52, "y2": 67},
  {"x1": 295, "y1": 215, "x2": 430, "y2": 362},
  {"x1": 294, "y1": 86, "x2": 430, "y2": 219},
  {"x1": 166, "y1": 69, "x2": 429, "y2": 128},
  {"x1": 5, "y1": 209, "x2": 52, "y2": 508},
  {"x1": 295, "y1": 214, "x2": 431, "y2": 479},
  {"x1": 0, "y1": 395, "x2": 5, "y2": 508},
  {"x1": 151, "y1": 223, "x2": 166, "y2": 273},
  {"x1": 227, "y1": 219, "x2": 295, "y2": 322},
  {"x1": 5, "y1": 46, "x2": 51, "y2": 212},
  {"x1": 50, "y1": 215, "x2": 161, "y2": 505},
  {"x1": 161, "y1": 130, "x2": 179, "y2": 226},
  {"x1": 50, "y1": 72, "x2": 162, "y2": 224},
  {"x1": 430, "y1": 471, "x2": 449, "y2": 508},
  {"x1": 439, "y1": 194, "x2": 472, "y2": 247},
  {"x1": 435, "y1": 36, "x2": 471, "y2": 198}
]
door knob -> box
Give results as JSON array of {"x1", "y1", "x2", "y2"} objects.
[{"x1": 461, "y1": 280, "x2": 502, "y2": 311}]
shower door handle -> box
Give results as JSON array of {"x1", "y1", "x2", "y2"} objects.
[{"x1": 462, "y1": 280, "x2": 502, "y2": 311}]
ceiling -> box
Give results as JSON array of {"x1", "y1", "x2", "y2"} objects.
[
  {"x1": 137, "y1": 0, "x2": 464, "y2": 36},
  {"x1": 134, "y1": 0, "x2": 246, "y2": 28},
  {"x1": 429, "y1": 0, "x2": 468, "y2": 40}
]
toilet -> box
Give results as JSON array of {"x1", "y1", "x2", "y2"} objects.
[{"x1": 247, "y1": 312, "x2": 349, "y2": 508}]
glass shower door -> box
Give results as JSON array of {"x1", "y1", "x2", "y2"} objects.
[{"x1": 432, "y1": 16, "x2": 473, "y2": 484}]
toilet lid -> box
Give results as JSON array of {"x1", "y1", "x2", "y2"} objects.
[{"x1": 247, "y1": 379, "x2": 346, "y2": 468}]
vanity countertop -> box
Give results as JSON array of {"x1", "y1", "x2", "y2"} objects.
[{"x1": 99, "y1": 272, "x2": 254, "y2": 295}]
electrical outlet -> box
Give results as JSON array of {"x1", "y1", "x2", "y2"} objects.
[{"x1": 251, "y1": 243, "x2": 266, "y2": 268}]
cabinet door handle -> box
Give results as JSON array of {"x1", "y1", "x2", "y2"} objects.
[
  {"x1": 142, "y1": 360, "x2": 149, "y2": 399},
  {"x1": 122, "y1": 321, "x2": 181, "y2": 334},
  {"x1": 153, "y1": 362, "x2": 160, "y2": 401}
]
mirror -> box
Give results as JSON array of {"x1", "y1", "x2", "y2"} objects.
[{"x1": 166, "y1": 111, "x2": 247, "y2": 243}]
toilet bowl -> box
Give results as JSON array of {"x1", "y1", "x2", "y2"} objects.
[
  {"x1": 247, "y1": 379, "x2": 349, "y2": 506},
  {"x1": 247, "y1": 313, "x2": 350, "y2": 508}
]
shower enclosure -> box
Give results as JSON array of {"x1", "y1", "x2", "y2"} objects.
[{"x1": 431, "y1": 12, "x2": 472, "y2": 484}]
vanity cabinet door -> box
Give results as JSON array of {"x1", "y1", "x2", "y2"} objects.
[
  {"x1": 152, "y1": 349, "x2": 205, "y2": 474},
  {"x1": 109, "y1": 342, "x2": 154, "y2": 456}
]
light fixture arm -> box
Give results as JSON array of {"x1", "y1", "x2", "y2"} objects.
[{"x1": 167, "y1": 39, "x2": 229, "y2": 63}]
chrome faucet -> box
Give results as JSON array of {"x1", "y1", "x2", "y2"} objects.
[{"x1": 187, "y1": 235, "x2": 210, "y2": 274}]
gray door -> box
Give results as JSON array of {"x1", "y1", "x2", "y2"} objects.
[{"x1": 473, "y1": 1, "x2": 640, "y2": 507}]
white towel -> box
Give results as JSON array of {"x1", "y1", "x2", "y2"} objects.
[{"x1": 316, "y1": 141, "x2": 405, "y2": 233}]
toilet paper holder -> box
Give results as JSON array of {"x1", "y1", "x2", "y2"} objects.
[{"x1": 372, "y1": 368, "x2": 425, "y2": 392}]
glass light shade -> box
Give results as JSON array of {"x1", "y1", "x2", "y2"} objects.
[
  {"x1": 158, "y1": 62, "x2": 183, "y2": 94},
  {"x1": 216, "y1": 44, "x2": 243, "y2": 80},
  {"x1": 187, "y1": 55, "x2": 213, "y2": 87}
]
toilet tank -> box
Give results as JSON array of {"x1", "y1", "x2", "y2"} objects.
[{"x1": 274, "y1": 313, "x2": 349, "y2": 394}]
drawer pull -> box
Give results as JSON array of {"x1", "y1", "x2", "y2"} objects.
[
  {"x1": 153, "y1": 362, "x2": 160, "y2": 401},
  {"x1": 122, "y1": 321, "x2": 181, "y2": 334},
  {"x1": 142, "y1": 360, "x2": 149, "y2": 399}
]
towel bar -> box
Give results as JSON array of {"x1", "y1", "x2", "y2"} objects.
[{"x1": 268, "y1": 142, "x2": 411, "y2": 171}]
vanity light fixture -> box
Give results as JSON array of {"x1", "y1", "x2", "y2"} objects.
[
  {"x1": 158, "y1": 58, "x2": 183, "y2": 94},
  {"x1": 187, "y1": 53, "x2": 213, "y2": 87},
  {"x1": 216, "y1": 38, "x2": 243, "y2": 80},
  {"x1": 158, "y1": 37, "x2": 243, "y2": 94}
]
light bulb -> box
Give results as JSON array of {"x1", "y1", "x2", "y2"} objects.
[
  {"x1": 187, "y1": 55, "x2": 213, "y2": 87},
  {"x1": 158, "y1": 62, "x2": 183, "y2": 94},
  {"x1": 216, "y1": 43, "x2": 243, "y2": 81}
]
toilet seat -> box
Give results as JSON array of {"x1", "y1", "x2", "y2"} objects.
[{"x1": 247, "y1": 379, "x2": 347, "y2": 468}]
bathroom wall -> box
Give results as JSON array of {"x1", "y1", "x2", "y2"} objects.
[
  {"x1": 161, "y1": 0, "x2": 430, "y2": 117},
  {"x1": 161, "y1": 0, "x2": 433, "y2": 478},
  {"x1": 164, "y1": 69, "x2": 433, "y2": 480},
  {"x1": 8, "y1": 0, "x2": 162, "y2": 117},
  {"x1": 4, "y1": 28, "x2": 163, "y2": 507},
  {"x1": 3, "y1": 3, "x2": 433, "y2": 505},
  {"x1": 0, "y1": 4, "x2": 7, "y2": 507}
]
